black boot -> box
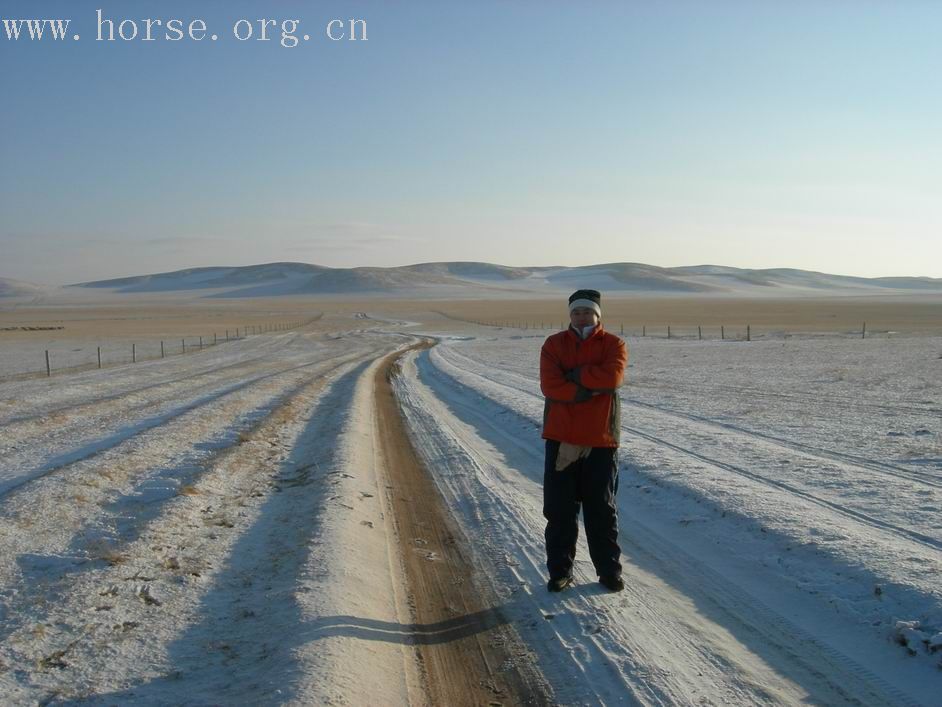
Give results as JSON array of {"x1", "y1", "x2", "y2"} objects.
[
  {"x1": 599, "y1": 575, "x2": 624, "y2": 592},
  {"x1": 547, "y1": 575, "x2": 574, "y2": 592}
]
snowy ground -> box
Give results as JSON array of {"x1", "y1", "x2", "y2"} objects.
[
  {"x1": 0, "y1": 326, "x2": 433, "y2": 704},
  {"x1": 0, "y1": 316, "x2": 940, "y2": 704},
  {"x1": 0, "y1": 334, "x2": 253, "y2": 379},
  {"x1": 394, "y1": 329, "x2": 942, "y2": 705}
]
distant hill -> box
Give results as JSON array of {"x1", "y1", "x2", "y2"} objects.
[
  {"x1": 401, "y1": 262, "x2": 532, "y2": 281},
  {"x1": 69, "y1": 262, "x2": 942, "y2": 299},
  {"x1": 0, "y1": 277, "x2": 45, "y2": 298}
]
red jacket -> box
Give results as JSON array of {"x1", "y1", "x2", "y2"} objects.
[{"x1": 540, "y1": 324, "x2": 627, "y2": 447}]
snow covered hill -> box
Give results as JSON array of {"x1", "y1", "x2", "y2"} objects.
[{"x1": 67, "y1": 262, "x2": 942, "y2": 299}]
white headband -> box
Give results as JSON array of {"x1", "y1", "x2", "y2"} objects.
[{"x1": 568, "y1": 298, "x2": 601, "y2": 316}]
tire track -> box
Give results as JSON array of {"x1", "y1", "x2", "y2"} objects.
[
  {"x1": 431, "y1": 345, "x2": 942, "y2": 555},
  {"x1": 400, "y1": 348, "x2": 912, "y2": 707},
  {"x1": 0, "y1": 352, "x2": 371, "y2": 646},
  {"x1": 0, "y1": 347, "x2": 372, "y2": 501},
  {"x1": 435, "y1": 345, "x2": 942, "y2": 546},
  {"x1": 0, "y1": 347, "x2": 318, "y2": 454},
  {"x1": 377, "y1": 344, "x2": 550, "y2": 705},
  {"x1": 0, "y1": 332, "x2": 295, "y2": 414},
  {"x1": 622, "y1": 397, "x2": 942, "y2": 491},
  {"x1": 396, "y1": 353, "x2": 642, "y2": 704},
  {"x1": 622, "y1": 423, "x2": 942, "y2": 551},
  {"x1": 0, "y1": 333, "x2": 303, "y2": 429},
  {"x1": 631, "y1": 379, "x2": 942, "y2": 417},
  {"x1": 0, "y1": 347, "x2": 380, "y2": 703},
  {"x1": 0, "y1": 345, "x2": 380, "y2": 597},
  {"x1": 440, "y1": 345, "x2": 940, "y2": 491}
]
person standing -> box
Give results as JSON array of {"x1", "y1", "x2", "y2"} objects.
[{"x1": 540, "y1": 289, "x2": 627, "y2": 592}]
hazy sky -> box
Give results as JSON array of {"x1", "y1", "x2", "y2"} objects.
[{"x1": 2, "y1": 1, "x2": 940, "y2": 284}]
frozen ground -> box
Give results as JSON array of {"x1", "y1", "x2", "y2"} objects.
[
  {"x1": 0, "y1": 317, "x2": 940, "y2": 704},
  {"x1": 0, "y1": 334, "x2": 251, "y2": 379},
  {"x1": 393, "y1": 329, "x2": 942, "y2": 705}
]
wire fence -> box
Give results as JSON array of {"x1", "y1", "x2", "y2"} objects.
[
  {"x1": 0, "y1": 316, "x2": 321, "y2": 381},
  {"x1": 434, "y1": 311, "x2": 898, "y2": 341}
]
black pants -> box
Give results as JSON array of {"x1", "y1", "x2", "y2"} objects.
[{"x1": 543, "y1": 440, "x2": 622, "y2": 580}]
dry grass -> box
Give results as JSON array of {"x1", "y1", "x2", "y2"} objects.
[
  {"x1": 0, "y1": 300, "x2": 320, "y2": 341},
  {"x1": 96, "y1": 468, "x2": 117, "y2": 482},
  {"x1": 178, "y1": 485, "x2": 201, "y2": 496},
  {"x1": 2, "y1": 295, "x2": 939, "y2": 348},
  {"x1": 270, "y1": 404, "x2": 300, "y2": 427},
  {"x1": 86, "y1": 540, "x2": 129, "y2": 566}
]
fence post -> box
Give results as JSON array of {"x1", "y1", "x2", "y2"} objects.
[
  {"x1": 182, "y1": 338, "x2": 186, "y2": 353},
  {"x1": 698, "y1": 326, "x2": 702, "y2": 340},
  {"x1": 199, "y1": 336, "x2": 203, "y2": 350},
  {"x1": 747, "y1": 325, "x2": 751, "y2": 342},
  {"x1": 643, "y1": 325, "x2": 646, "y2": 337},
  {"x1": 45, "y1": 350, "x2": 51, "y2": 377},
  {"x1": 668, "y1": 325, "x2": 671, "y2": 340},
  {"x1": 132, "y1": 343, "x2": 136, "y2": 363},
  {"x1": 236, "y1": 328, "x2": 240, "y2": 338},
  {"x1": 862, "y1": 322, "x2": 866, "y2": 339},
  {"x1": 214, "y1": 333, "x2": 217, "y2": 345},
  {"x1": 161, "y1": 341, "x2": 165, "y2": 358},
  {"x1": 226, "y1": 330, "x2": 229, "y2": 342},
  {"x1": 620, "y1": 323, "x2": 624, "y2": 335},
  {"x1": 98, "y1": 346, "x2": 102, "y2": 369},
  {"x1": 721, "y1": 326, "x2": 725, "y2": 340}
]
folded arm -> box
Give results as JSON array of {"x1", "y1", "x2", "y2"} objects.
[
  {"x1": 569, "y1": 338, "x2": 627, "y2": 391},
  {"x1": 540, "y1": 345, "x2": 593, "y2": 402}
]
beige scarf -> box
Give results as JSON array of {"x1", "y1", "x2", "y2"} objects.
[{"x1": 555, "y1": 442, "x2": 592, "y2": 471}]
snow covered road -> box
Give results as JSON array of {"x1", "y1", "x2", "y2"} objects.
[
  {"x1": 0, "y1": 327, "x2": 545, "y2": 704},
  {"x1": 0, "y1": 323, "x2": 939, "y2": 705},
  {"x1": 392, "y1": 332, "x2": 942, "y2": 706}
]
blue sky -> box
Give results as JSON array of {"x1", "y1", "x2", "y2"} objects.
[{"x1": 2, "y1": 1, "x2": 940, "y2": 284}]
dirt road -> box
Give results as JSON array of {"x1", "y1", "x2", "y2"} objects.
[{"x1": 375, "y1": 343, "x2": 551, "y2": 705}]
